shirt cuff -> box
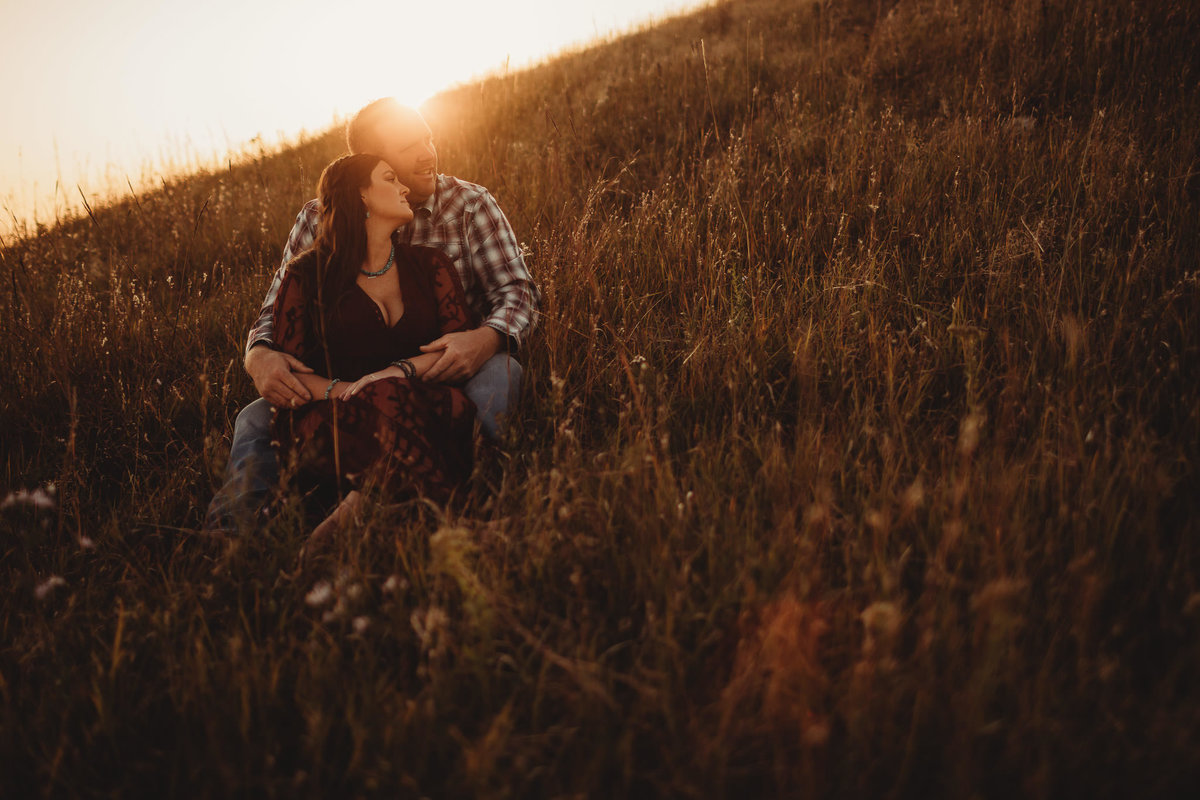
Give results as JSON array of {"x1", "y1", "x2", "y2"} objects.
[
  {"x1": 483, "y1": 321, "x2": 521, "y2": 353},
  {"x1": 245, "y1": 337, "x2": 276, "y2": 357}
]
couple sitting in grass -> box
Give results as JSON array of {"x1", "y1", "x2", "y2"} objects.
[{"x1": 205, "y1": 98, "x2": 540, "y2": 536}]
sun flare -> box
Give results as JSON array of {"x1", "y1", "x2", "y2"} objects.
[{"x1": 0, "y1": 0, "x2": 707, "y2": 234}]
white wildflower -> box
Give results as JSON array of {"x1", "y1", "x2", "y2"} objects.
[
  {"x1": 35, "y1": 575, "x2": 67, "y2": 600},
  {"x1": 802, "y1": 718, "x2": 831, "y2": 747},
  {"x1": 2, "y1": 487, "x2": 57, "y2": 511},
  {"x1": 958, "y1": 412, "x2": 984, "y2": 457},
  {"x1": 305, "y1": 581, "x2": 334, "y2": 607},
  {"x1": 411, "y1": 606, "x2": 450, "y2": 649},
  {"x1": 861, "y1": 601, "x2": 902, "y2": 660}
]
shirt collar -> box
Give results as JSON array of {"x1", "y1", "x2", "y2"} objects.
[{"x1": 413, "y1": 174, "x2": 443, "y2": 219}]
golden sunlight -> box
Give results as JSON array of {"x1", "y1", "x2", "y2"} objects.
[{"x1": 0, "y1": 0, "x2": 707, "y2": 236}]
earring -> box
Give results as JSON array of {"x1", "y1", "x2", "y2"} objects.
[{"x1": 365, "y1": 209, "x2": 371, "y2": 219}]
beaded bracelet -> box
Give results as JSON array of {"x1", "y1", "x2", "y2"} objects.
[
  {"x1": 390, "y1": 359, "x2": 416, "y2": 379},
  {"x1": 324, "y1": 378, "x2": 342, "y2": 400}
]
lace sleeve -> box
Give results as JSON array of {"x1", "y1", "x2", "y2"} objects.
[
  {"x1": 245, "y1": 199, "x2": 320, "y2": 354},
  {"x1": 428, "y1": 248, "x2": 477, "y2": 336},
  {"x1": 271, "y1": 260, "x2": 312, "y2": 362}
]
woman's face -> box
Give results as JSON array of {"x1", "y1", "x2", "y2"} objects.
[{"x1": 360, "y1": 160, "x2": 413, "y2": 225}]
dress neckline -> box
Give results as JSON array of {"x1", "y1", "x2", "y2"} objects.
[
  {"x1": 353, "y1": 281, "x2": 406, "y2": 330},
  {"x1": 353, "y1": 246, "x2": 411, "y2": 330}
]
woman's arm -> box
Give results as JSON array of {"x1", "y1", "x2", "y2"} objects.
[
  {"x1": 243, "y1": 205, "x2": 322, "y2": 407},
  {"x1": 245, "y1": 201, "x2": 321, "y2": 355},
  {"x1": 343, "y1": 250, "x2": 480, "y2": 398},
  {"x1": 338, "y1": 353, "x2": 439, "y2": 400},
  {"x1": 429, "y1": 248, "x2": 476, "y2": 336},
  {"x1": 292, "y1": 370, "x2": 344, "y2": 402},
  {"x1": 416, "y1": 248, "x2": 493, "y2": 383},
  {"x1": 270, "y1": 257, "x2": 341, "y2": 406}
]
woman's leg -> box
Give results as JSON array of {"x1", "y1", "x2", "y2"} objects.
[{"x1": 309, "y1": 490, "x2": 362, "y2": 544}]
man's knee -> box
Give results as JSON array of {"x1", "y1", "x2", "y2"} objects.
[
  {"x1": 206, "y1": 398, "x2": 277, "y2": 533},
  {"x1": 226, "y1": 397, "x2": 278, "y2": 484},
  {"x1": 481, "y1": 353, "x2": 522, "y2": 394},
  {"x1": 233, "y1": 397, "x2": 274, "y2": 441},
  {"x1": 466, "y1": 354, "x2": 523, "y2": 440}
]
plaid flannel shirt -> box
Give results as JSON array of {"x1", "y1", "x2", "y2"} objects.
[{"x1": 246, "y1": 174, "x2": 540, "y2": 354}]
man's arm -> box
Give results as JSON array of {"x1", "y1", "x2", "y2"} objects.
[
  {"x1": 421, "y1": 188, "x2": 540, "y2": 382},
  {"x1": 245, "y1": 199, "x2": 321, "y2": 355},
  {"x1": 244, "y1": 200, "x2": 320, "y2": 405},
  {"x1": 467, "y1": 188, "x2": 540, "y2": 348}
]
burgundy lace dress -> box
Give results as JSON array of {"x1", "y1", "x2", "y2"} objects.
[{"x1": 270, "y1": 244, "x2": 477, "y2": 502}]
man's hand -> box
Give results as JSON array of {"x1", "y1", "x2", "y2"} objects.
[
  {"x1": 245, "y1": 345, "x2": 314, "y2": 407},
  {"x1": 420, "y1": 327, "x2": 501, "y2": 383}
]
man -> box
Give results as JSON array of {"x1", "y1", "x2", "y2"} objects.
[{"x1": 205, "y1": 98, "x2": 539, "y2": 531}]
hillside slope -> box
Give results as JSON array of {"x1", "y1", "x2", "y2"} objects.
[{"x1": 2, "y1": 0, "x2": 1199, "y2": 796}]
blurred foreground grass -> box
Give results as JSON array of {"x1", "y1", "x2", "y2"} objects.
[{"x1": 2, "y1": 0, "x2": 1199, "y2": 796}]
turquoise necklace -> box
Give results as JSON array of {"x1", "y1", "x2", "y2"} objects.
[{"x1": 360, "y1": 244, "x2": 395, "y2": 278}]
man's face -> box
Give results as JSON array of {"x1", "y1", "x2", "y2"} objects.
[{"x1": 375, "y1": 110, "x2": 438, "y2": 204}]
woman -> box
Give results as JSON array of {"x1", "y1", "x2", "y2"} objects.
[{"x1": 270, "y1": 153, "x2": 477, "y2": 533}]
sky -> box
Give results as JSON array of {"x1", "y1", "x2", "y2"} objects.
[{"x1": 0, "y1": 0, "x2": 708, "y2": 236}]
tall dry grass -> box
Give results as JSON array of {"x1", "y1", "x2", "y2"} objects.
[{"x1": 2, "y1": 0, "x2": 1199, "y2": 796}]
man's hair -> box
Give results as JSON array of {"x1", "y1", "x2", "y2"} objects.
[{"x1": 346, "y1": 98, "x2": 407, "y2": 155}]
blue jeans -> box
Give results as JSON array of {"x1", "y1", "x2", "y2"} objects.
[{"x1": 203, "y1": 354, "x2": 522, "y2": 532}]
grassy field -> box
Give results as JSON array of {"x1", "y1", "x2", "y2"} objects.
[{"x1": 2, "y1": 0, "x2": 1199, "y2": 796}]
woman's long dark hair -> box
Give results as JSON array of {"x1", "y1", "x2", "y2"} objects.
[{"x1": 298, "y1": 153, "x2": 381, "y2": 370}]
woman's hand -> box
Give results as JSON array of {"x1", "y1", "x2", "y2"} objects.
[{"x1": 340, "y1": 366, "x2": 406, "y2": 400}]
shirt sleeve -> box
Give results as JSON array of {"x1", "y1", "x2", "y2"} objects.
[
  {"x1": 464, "y1": 189, "x2": 541, "y2": 349},
  {"x1": 244, "y1": 199, "x2": 320, "y2": 355}
]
